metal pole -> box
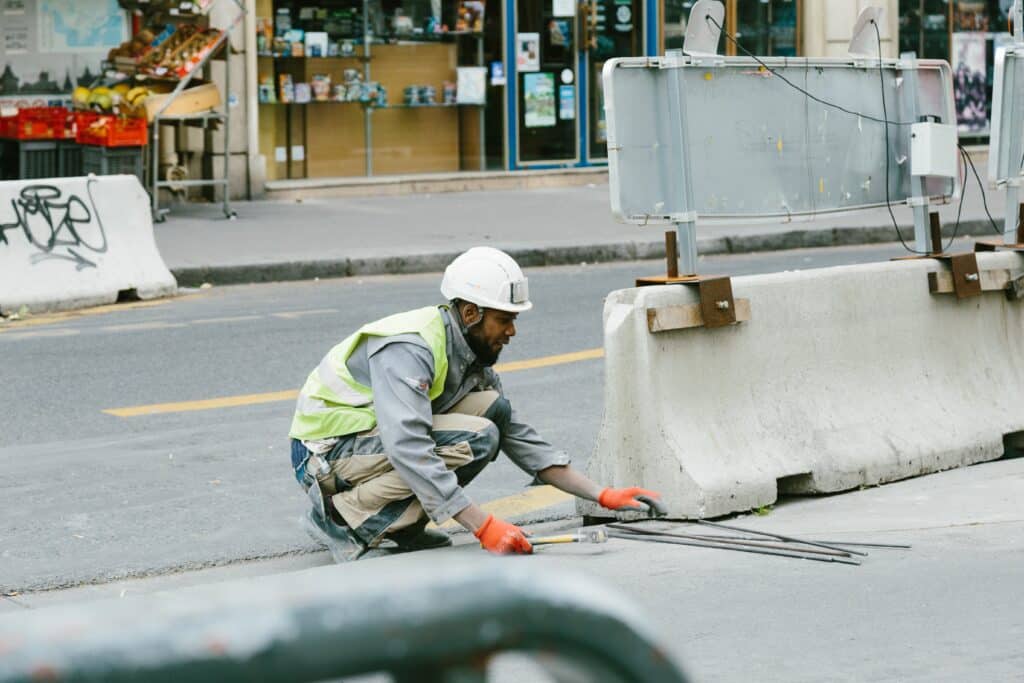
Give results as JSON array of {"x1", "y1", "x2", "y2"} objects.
[
  {"x1": 151, "y1": 121, "x2": 160, "y2": 220},
  {"x1": 664, "y1": 54, "x2": 699, "y2": 275},
  {"x1": 478, "y1": 34, "x2": 486, "y2": 171},
  {"x1": 1004, "y1": 182, "x2": 1020, "y2": 244},
  {"x1": 223, "y1": 37, "x2": 232, "y2": 218},
  {"x1": 899, "y1": 51, "x2": 930, "y2": 253},
  {"x1": 363, "y1": 0, "x2": 373, "y2": 177}
]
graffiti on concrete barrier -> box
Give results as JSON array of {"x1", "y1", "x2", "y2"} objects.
[{"x1": 0, "y1": 180, "x2": 108, "y2": 270}]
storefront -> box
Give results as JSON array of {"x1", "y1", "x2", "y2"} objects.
[
  {"x1": 255, "y1": 0, "x2": 655, "y2": 180},
  {"x1": 663, "y1": 0, "x2": 800, "y2": 55},
  {"x1": 899, "y1": 0, "x2": 1014, "y2": 140}
]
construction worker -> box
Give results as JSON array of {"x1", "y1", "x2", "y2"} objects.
[{"x1": 289, "y1": 247, "x2": 664, "y2": 561}]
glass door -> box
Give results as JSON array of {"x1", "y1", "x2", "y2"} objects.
[
  {"x1": 584, "y1": 0, "x2": 642, "y2": 160},
  {"x1": 515, "y1": 0, "x2": 579, "y2": 164}
]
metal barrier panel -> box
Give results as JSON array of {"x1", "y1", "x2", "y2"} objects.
[{"x1": 604, "y1": 56, "x2": 956, "y2": 225}]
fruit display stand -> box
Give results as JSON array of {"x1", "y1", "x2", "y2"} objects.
[{"x1": 145, "y1": 0, "x2": 246, "y2": 222}]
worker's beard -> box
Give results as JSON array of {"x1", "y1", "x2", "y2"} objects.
[{"x1": 466, "y1": 326, "x2": 502, "y2": 366}]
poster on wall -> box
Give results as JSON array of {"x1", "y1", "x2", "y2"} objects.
[
  {"x1": 0, "y1": 0, "x2": 126, "y2": 106},
  {"x1": 516, "y1": 32, "x2": 540, "y2": 72},
  {"x1": 952, "y1": 32, "x2": 988, "y2": 133},
  {"x1": 558, "y1": 84, "x2": 575, "y2": 120},
  {"x1": 523, "y1": 72, "x2": 555, "y2": 127}
]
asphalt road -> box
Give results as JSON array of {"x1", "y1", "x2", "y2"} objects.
[{"x1": 0, "y1": 241, "x2": 971, "y2": 591}]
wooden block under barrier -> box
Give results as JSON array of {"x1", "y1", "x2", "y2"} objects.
[
  {"x1": 928, "y1": 269, "x2": 1012, "y2": 295},
  {"x1": 647, "y1": 298, "x2": 752, "y2": 333}
]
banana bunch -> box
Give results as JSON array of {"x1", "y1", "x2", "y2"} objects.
[{"x1": 72, "y1": 84, "x2": 152, "y2": 117}]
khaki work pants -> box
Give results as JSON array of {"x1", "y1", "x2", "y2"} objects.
[{"x1": 313, "y1": 390, "x2": 507, "y2": 545}]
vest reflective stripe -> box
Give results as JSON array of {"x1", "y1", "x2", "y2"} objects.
[
  {"x1": 289, "y1": 306, "x2": 449, "y2": 440},
  {"x1": 316, "y1": 355, "x2": 371, "y2": 407}
]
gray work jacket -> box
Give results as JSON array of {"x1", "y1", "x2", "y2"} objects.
[{"x1": 343, "y1": 306, "x2": 569, "y2": 522}]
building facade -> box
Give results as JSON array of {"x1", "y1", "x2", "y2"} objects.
[{"x1": 0, "y1": 0, "x2": 1012, "y2": 198}]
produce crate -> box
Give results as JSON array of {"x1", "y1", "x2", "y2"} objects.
[
  {"x1": 58, "y1": 140, "x2": 83, "y2": 177},
  {"x1": 0, "y1": 139, "x2": 59, "y2": 180},
  {"x1": 81, "y1": 145, "x2": 144, "y2": 183},
  {"x1": 75, "y1": 114, "x2": 148, "y2": 147},
  {"x1": 0, "y1": 107, "x2": 72, "y2": 140}
]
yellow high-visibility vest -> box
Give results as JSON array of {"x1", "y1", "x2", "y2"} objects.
[{"x1": 289, "y1": 306, "x2": 449, "y2": 440}]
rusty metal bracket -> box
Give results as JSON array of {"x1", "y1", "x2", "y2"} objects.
[
  {"x1": 926, "y1": 252, "x2": 982, "y2": 298},
  {"x1": 638, "y1": 232, "x2": 745, "y2": 332}
]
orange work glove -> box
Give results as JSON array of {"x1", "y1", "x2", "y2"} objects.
[
  {"x1": 474, "y1": 514, "x2": 533, "y2": 555},
  {"x1": 598, "y1": 487, "x2": 667, "y2": 515}
]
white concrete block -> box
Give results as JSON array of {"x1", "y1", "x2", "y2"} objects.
[
  {"x1": 580, "y1": 253, "x2": 1024, "y2": 519},
  {"x1": 0, "y1": 175, "x2": 177, "y2": 314}
]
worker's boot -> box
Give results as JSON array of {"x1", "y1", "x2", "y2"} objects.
[
  {"x1": 384, "y1": 518, "x2": 452, "y2": 551},
  {"x1": 302, "y1": 479, "x2": 367, "y2": 563}
]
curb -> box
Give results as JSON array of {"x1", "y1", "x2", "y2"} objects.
[{"x1": 170, "y1": 219, "x2": 995, "y2": 287}]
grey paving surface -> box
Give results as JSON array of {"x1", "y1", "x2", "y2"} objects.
[
  {"x1": 155, "y1": 177, "x2": 1012, "y2": 285},
  {"x1": 0, "y1": 244, "x2": 942, "y2": 593},
  {"x1": 5, "y1": 456, "x2": 1021, "y2": 683}
]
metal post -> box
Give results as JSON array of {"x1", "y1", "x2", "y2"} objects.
[
  {"x1": 151, "y1": 121, "x2": 160, "y2": 219},
  {"x1": 929, "y1": 211, "x2": 942, "y2": 254},
  {"x1": 899, "y1": 51, "x2": 930, "y2": 253},
  {"x1": 363, "y1": 0, "x2": 373, "y2": 177},
  {"x1": 675, "y1": 222, "x2": 698, "y2": 275},
  {"x1": 1004, "y1": 182, "x2": 1020, "y2": 244},
  {"x1": 665, "y1": 230, "x2": 678, "y2": 278},
  {"x1": 664, "y1": 53, "x2": 700, "y2": 275},
  {"x1": 478, "y1": 34, "x2": 486, "y2": 171},
  {"x1": 223, "y1": 37, "x2": 233, "y2": 218}
]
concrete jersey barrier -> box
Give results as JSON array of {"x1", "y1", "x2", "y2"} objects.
[
  {"x1": 0, "y1": 175, "x2": 176, "y2": 314},
  {"x1": 579, "y1": 252, "x2": 1024, "y2": 520}
]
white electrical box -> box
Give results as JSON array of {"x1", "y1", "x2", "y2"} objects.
[{"x1": 910, "y1": 121, "x2": 958, "y2": 178}]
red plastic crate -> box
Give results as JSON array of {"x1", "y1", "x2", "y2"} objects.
[
  {"x1": 0, "y1": 107, "x2": 72, "y2": 140},
  {"x1": 75, "y1": 114, "x2": 148, "y2": 147}
]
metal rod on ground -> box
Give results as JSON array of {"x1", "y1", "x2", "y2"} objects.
[
  {"x1": 692, "y1": 519, "x2": 869, "y2": 557},
  {"x1": 675, "y1": 533, "x2": 911, "y2": 549},
  {"x1": 606, "y1": 523, "x2": 852, "y2": 558},
  {"x1": 605, "y1": 531, "x2": 861, "y2": 566}
]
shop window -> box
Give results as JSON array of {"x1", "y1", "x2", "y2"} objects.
[
  {"x1": 899, "y1": 0, "x2": 1013, "y2": 139},
  {"x1": 662, "y1": 0, "x2": 800, "y2": 56},
  {"x1": 260, "y1": 0, "x2": 502, "y2": 179}
]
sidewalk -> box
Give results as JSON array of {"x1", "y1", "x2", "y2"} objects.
[
  {"x1": 155, "y1": 176, "x2": 1013, "y2": 287},
  {"x1": 5, "y1": 456, "x2": 1022, "y2": 682}
]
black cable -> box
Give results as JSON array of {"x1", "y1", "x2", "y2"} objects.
[
  {"x1": 959, "y1": 142, "x2": 1006, "y2": 236},
  {"x1": 705, "y1": 14, "x2": 914, "y2": 127},
  {"x1": 872, "y1": 19, "x2": 921, "y2": 254}
]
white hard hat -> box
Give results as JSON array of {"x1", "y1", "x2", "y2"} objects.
[{"x1": 440, "y1": 247, "x2": 532, "y2": 313}]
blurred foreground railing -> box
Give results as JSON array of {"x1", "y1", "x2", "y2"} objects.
[{"x1": 0, "y1": 556, "x2": 687, "y2": 683}]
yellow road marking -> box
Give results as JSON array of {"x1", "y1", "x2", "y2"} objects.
[
  {"x1": 103, "y1": 346, "x2": 605, "y2": 418},
  {"x1": 494, "y1": 347, "x2": 604, "y2": 372},
  {"x1": 431, "y1": 485, "x2": 574, "y2": 529},
  {"x1": 100, "y1": 321, "x2": 189, "y2": 333},
  {"x1": 0, "y1": 298, "x2": 180, "y2": 333},
  {"x1": 271, "y1": 308, "x2": 339, "y2": 319},
  {"x1": 0, "y1": 328, "x2": 81, "y2": 341},
  {"x1": 104, "y1": 390, "x2": 300, "y2": 417},
  {"x1": 192, "y1": 315, "x2": 263, "y2": 325}
]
